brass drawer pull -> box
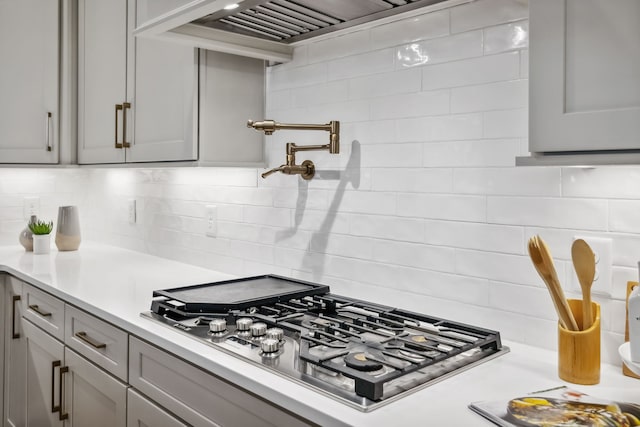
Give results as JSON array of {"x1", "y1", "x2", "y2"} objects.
[
  {"x1": 115, "y1": 103, "x2": 123, "y2": 148},
  {"x1": 46, "y1": 112, "x2": 53, "y2": 152},
  {"x1": 122, "y1": 102, "x2": 131, "y2": 148},
  {"x1": 29, "y1": 304, "x2": 52, "y2": 317},
  {"x1": 51, "y1": 360, "x2": 61, "y2": 413},
  {"x1": 12, "y1": 295, "x2": 20, "y2": 339},
  {"x1": 75, "y1": 331, "x2": 107, "y2": 349},
  {"x1": 59, "y1": 365, "x2": 69, "y2": 420}
]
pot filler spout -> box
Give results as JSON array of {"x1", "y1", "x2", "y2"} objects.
[{"x1": 247, "y1": 119, "x2": 340, "y2": 180}]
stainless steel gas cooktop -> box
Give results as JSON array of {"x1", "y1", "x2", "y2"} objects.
[{"x1": 142, "y1": 275, "x2": 508, "y2": 412}]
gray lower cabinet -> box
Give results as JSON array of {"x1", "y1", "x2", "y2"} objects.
[
  {"x1": 129, "y1": 337, "x2": 311, "y2": 427},
  {"x1": 3, "y1": 277, "x2": 26, "y2": 427},
  {"x1": 127, "y1": 389, "x2": 189, "y2": 427}
]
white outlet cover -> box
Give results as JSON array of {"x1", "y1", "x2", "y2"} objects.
[
  {"x1": 23, "y1": 197, "x2": 40, "y2": 220},
  {"x1": 128, "y1": 199, "x2": 137, "y2": 224},
  {"x1": 206, "y1": 205, "x2": 217, "y2": 237}
]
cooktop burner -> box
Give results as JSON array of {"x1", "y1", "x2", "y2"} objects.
[{"x1": 142, "y1": 275, "x2": 508, "y2": 412}]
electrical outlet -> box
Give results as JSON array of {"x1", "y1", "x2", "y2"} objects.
[
  {"x1": 23, "y1": 197, "x2": 40, "y2": 220},
  {"x1": 128, "y1": 199, "x2": 136, "y2": 224},
  {"x1": 572, "y1": 236, "x2": 612, "y2": 295},
  {"x1": 206, "y1": 205, "x2": 217, "y2": 237}
]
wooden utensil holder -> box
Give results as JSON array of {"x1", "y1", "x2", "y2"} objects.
[{"x1": 558, "y1": 299, "x2": 600, "y2": 385}]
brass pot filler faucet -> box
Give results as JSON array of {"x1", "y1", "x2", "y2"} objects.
[{"x1": 247, "y1": 119, "x2": 340, "y2": 180}]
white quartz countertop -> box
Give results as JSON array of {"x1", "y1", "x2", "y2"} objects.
[{"x1": 1, "y1": 243, "x2": 638, "y2": 426}]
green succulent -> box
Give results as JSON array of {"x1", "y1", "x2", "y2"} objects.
[{"x1": 28, "y1": 220, "x2": 54, "y2": 235}]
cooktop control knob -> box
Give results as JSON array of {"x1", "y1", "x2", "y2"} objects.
[
  {"x1": 265, "y1": 328, "x2": 284, "y2": 341},
  {"x1": 208, "y1": 318, "x2": 227, "y2": 333},
  {"x1": 261, "y1": 338, "x2": 279, "y2": 354},
  {"x1": 250, "y1": 322, "x2": 267, "y2": 337},
  {"x1": 236, "y1": 318, "x2": 253, "y2": 332}
]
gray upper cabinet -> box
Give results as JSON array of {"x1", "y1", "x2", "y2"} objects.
[
  {"x1": 522, "y1": 0, "x2": 640, "y2": 164},
  {"x1": 0, "y1": 0, "x2": 60, "y2": 164},
  {"x1": 78, "y1": 0, "x2": 198, "y2": 164}
]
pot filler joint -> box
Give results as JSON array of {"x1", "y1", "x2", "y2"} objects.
[{"x1": 247, "y1": 119, "x2": 340, "y2": 180}]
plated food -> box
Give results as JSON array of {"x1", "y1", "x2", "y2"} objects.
[{"x1": 506, "y1": 397, "x2": 640, "y2": 427}]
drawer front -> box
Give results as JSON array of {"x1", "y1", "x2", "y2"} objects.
[
  {"x1": 23, "y1": 283, "x2": 65, "y2": 341},
  {"x1": 127, "y1": 389, "x2": 189, "y2": 427},
  {"x1": 65, "y1": 305, "x2": 128, "y2": 381},
  {"x1": 129, "y1": 337, "x2": 312, "y2": 427}
]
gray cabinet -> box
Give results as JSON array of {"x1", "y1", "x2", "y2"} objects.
[
  {"x1": 127, "y1": 389, "x2": 188, "y2": 427},
  {"x1": 3, "y1": 277, "x2": 26, "y2": 427},
  {"x1": 0, "y1": 0, "x2": 60, "y2": 163},
  {"x1": 526, "y1": 0, "x2": 640, "y2": 163},
  {"x1": 78, "y1": 0, "x2": 198, "y2": 164}
]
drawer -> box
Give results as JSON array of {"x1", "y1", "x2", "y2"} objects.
[
  {"x1": 65, "y1": 305, "x2": 128, "y2": 381},
  {"x1": 129, "y1": 337, "x2": 312, "y2": 427},
  {"x1": 127, "y1": 389, "x2": 189, "y2": 427},
  {"x1": 22, "y1": 283, "x2": 65, "y2": 341}
]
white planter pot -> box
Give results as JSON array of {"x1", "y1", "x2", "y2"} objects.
[{"x1": 33, "y1": 234, "x2": 51, "y2": 254}]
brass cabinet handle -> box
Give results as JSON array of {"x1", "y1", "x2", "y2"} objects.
[
  {"x1": 115, "y1": 104, "x2": 123, "y2": 148},
  {"x1": 59, "y1": 365, "x2": 69, "y2": 420},
  {"x1": 51, "y1": 360, "x2": 61, "y2": 413},
  {"x1": 29, "y1": 304, "x2": 52, "y2": 318},
  {"x1": 12, "y1": 295, "x2": 21, "y2": 339},
  {"x1": 122, "y1": 102, "x2": 131, "y2": 148},
  {"x1": 75, "y1": 331, "x2": 106, "y2": 349},
  {"x1": 46, "y1": 112, "x2": 53, "y2": 152}
]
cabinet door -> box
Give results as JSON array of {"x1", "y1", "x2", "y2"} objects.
[
  {"x1": 4, "y1": 278, "x2": 26, "y2": 427},
  {"x1": 0, "y1": 0, "x2": 59, "y2": 163},
  {"x1": 63, "y1": 348, "x2": 127, "y2": 427},
  {"x1": 530, "y1": 0, "x2": 640, "y2": 153},
  {"x1": 127, "y1": 389, "x2": 188, "y2": 427},
  {"x1": 125, "y1": 36, "x2": 198, "y2": 163},
  {"x1": 78, "y1": 0, "x2": 128, "y2": 164},
  {"x1": 23, "y1": 319, "x2": 65, "y2": 427}
]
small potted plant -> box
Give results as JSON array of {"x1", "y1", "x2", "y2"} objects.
[{"x1": 29, "y1": 219, "x2": 54, "y2": 254}]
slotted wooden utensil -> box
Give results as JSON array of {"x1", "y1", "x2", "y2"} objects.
[
  {"x1": 528, "y1": 235, "x2": 579, "y2": 331},
  {"x1": 571, "y1": 239, "x2": 596, "y2": 330}
]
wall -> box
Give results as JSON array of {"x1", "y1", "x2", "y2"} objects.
[{"x1": 0, "y1": 0, "x2": 639, "y2": 363}]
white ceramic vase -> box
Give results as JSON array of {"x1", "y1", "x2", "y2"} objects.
[
  {"x1": 33, "y1": 234, "x2": 51, "y2": 255},
  {"x1": 55, "y1": 205, "x2": 81, "y2": 251}
]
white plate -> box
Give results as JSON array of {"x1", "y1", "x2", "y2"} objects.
[{"x1": 618, "y1": 342, "x2": 640, "y2": 376}]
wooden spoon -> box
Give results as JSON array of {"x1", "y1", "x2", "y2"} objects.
[
  {"x1": 571, "y1": 239, "x2": 596, "y2": 330},
  {"x1": 528, "y1": 236, "x2": 579, "y2": 331}
]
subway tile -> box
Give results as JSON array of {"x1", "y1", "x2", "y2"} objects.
[
  {"x1": 423, "y1": 139, "x2": 521, "y2": 167},
  {"x1": 610, "y1": 200, "x2": 640, "y2": 233},
  {"x1": 327, "y1": 49, "x2": 395, "y2": 81},
  {"x1": 243, "y1": 206, "x2": 291, "y2": 228},
  {"x1": 229, "y1": 240, "x2": 274, "y2": 264},
  {"x1": 397, "y1": 113, "x2": 483, "y2": 142},
  {"x1": 489, "y1": 281, "x2": 558, "y2": 320},
  {"x1": 395, "y1": 30, "x2": 483, "y2": 68},
  {"x1": 307, "y1": 29, "x2": 371, "y2": 63},
  {"x1": 424, "y1": 220, "x2": 523, "y2": 254},
  {"x1": 338, "y1": 191, "x2": 397, "y2": 215},
  {"x1": 371, "y1": 89, "x2": 450, "y2": 120},
  {"x1": 291, "y1": 80, "x2": 349, "y2": 107},
  {"x1": 372, "y1": 168, "x2": 454, "y2": 193},
  {"x1": 295, "y1": 210, "x2": 350, "y2": 234},
  {"x1": 451, "y1": 80, "x2": 527, "y2": 113},
  {"x1": 483, "y1": 108, "x2": 527, "y2": 138},
  {"x1": 370, "y1": 9, "x2": 450, "y2": 49},
  {"x1": 349, "y1": 214, "x2": 424, "y2": 242},
  {"x1": 421, "y1": 51, "x2": 520, "y2": 90},
  {"x1": 487, "y1": 196, "x2": 609, "y2": 231},
  {"x1": 341, "y1": 120, "x2": 396, "y2": 144},
  {"x1": 348, "y1": 68, "x2": 421, "y2": 100},
  {"x1": 306, "y1": 99, "x2": 371, "y2": 123},
  {"x1": 451, "y1": 0, "x2": 528, "y2": 33},
  {"x1": 484, "y1": 20, "x2": 529, "y2": 54},
  {"x1": 520, "y1": 49, "x2": 529, "y2": 78},
  {"x1": 457, "y1": 248, "x2": 547, "y2": 286},
  {"x1": 372, "y1": 240, "x2": 456, "y2": 273},
  {"x1": 360, "y1": 143, "x2": 423, "y2": 168},
  {"x1": 453, "y1": 167, "x2": 561, "y2": 196},
  {"x1": 267, "y1": 62, "x2": 327, "y2": 91},
  {"x1": 310, "y1": 233, "x2": 375, "y2": 259},
  {"x1": 397, "y1": 193, "x2": 486, "y2": 222},
  {"x1": 562, "y1": 167, "x2": 640, "y2": 199}
]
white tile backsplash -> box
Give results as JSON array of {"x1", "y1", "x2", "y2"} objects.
[{"x1": 1, "y1": 0, "x2": 637, "y2": 363}]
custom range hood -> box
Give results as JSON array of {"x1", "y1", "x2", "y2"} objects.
[{"x1": 134, "y1": 0, "x2": 466, "y2": 62}]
